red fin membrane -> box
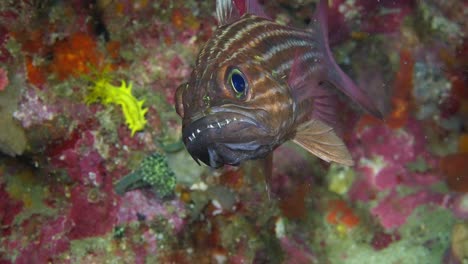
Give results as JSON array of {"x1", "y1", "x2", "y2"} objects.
[
  {"x1": 244, "y1": 0, "x2": 269, "y2": 19},
  {"x1": 312, "y1": 0, "x2": 383, "y2": 118},
  {"x1": 288, "y1": 50, "x2": 340, "y2": 131},
  {"x1": 216, "y1": 0, "x2": 269, "y2": 25}
]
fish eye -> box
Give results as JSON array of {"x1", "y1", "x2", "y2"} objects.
[{"x1": 227, "y1": 68, "x2": 248, "y2": 99}]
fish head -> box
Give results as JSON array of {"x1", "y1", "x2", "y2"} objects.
[{"x1": 176, "y1": 50, "x2": 296, "y2": 168}]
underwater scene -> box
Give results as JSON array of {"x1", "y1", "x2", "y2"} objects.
[{"x1": 0, "y1": 0, "x2": 467, "y2": 263}]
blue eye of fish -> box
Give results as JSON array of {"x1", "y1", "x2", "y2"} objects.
[{"x1": 228, "y1": 68, "x2": 248, "y2": 98}]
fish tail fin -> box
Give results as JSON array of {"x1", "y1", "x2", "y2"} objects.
[{"x1": 312, "y1": 0, "x2": 383, "y2": 118}]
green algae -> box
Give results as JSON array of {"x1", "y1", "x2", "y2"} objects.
[
  {"x1": 321, "y1": 206, "x2": 454, "y2": 264},
  {"x1": 4, "y1": 165, "x2": 56, "y2": 225},
  {"x1": 0, "y1": 65, "x2": 27, "y2": 156},
  {"x1": 67, "y1": 234, "x2": 136, "y2": 264},
  {"x1": 166, "y1": 150, "x2": 205, "y2": 185},
  {"x1": 406, "y1": 156, "x2": 430, "y2": 173},
  {"x1": 416, "y1": 2, "x2": 463, "y2": 41},
  {"x1": 327, "y1": 164, "x2": 356, "y2": 195}
]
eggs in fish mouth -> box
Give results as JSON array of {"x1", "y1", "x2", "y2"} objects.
[{"x1": 182, "y1": 110, "x2": 277, "y2": 168}]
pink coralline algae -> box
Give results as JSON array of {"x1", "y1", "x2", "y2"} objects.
[
  {"x1": 350, "y1": 120, "x2": 440, "y2": 191},
  {"x1": 349, "y1": 120, "x2": 447, "y2": 229},
  {"x1": 45, "y1": 127, "x2": 121, "y2": 239},
  {"x1": 13, "y1": 88, "x2": 57, "y2": 128},
  {"x1": 279, "y1": 236, "x2": 317, "y2": 264},
  {"x1": 0, "y1": 25, "x2": 12, "y2": 63},
  {"x1": 358, "y1": 0, "x2": 415, "y2": 34},
  {"x1": 371, "y1": 231, "x2": 401, "y2": 251},
  {"x1": 68, "y1": 182, "x2": 119, "y2": 239},
  {"x1": 326, "y1": 0, "x2": 415, "y2": 43},
  {"x1": 48, "y1": 129, "x2": 105, "y2": 186},
  {"x1": 142, "y1": 53, "x2": 192, "y2": 105},
  {"x1": 371, "y1": 190, "x2": 448, "y2": 229},
  {"x1": 1, "y1": 133, "x2": 120, "y2": 261},
  {"x1": 117, "y1": 191, "x2": 185, "y2": 232},
  {"x1": 14, "y1": 216, "x2": 72, "y2": 264}
]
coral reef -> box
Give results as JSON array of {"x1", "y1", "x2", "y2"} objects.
[{"x1": 0, "y1": 0, "x2": 467, "y2": 263}]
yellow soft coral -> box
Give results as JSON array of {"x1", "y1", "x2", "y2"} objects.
[{"x1": 86, "y1": 78, "x2": 148, "y2": 136}]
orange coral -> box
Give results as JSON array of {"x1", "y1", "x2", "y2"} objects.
[
  {"x1": 355, "y1": 114, "x2": 380, "y2": 133},
  {"x1": 356, "y1": 49, "x2": 414, "y2": 132},
  {"x1": 0, "y1": 68, "x2": 8, "y2": 91},
  {"x1": 219, "y1": 169, "x2": 244, "y2": 190},
  {"x1": 20, "y1": 30, "x2": 48, "y2": 54},
  {"x1": 50, "y1": 32, "x2": 103, "y2": 80},
  {"x1": 386, "y1": 49, "x2": 414, "y2": 129},
  {"x1": 279, "y1": 183, "x2": 311, "y2": 220},
  {"x1": 440, "y1": 153, "x2": 468, "y2": 193},
  {"x1": 171, "y1": 8, "x2": 200, "y2": 31},
  {"x1": 441, "y1": 40, "x2": 468, "y2": 118},
  {"x1": 326, "y1": 199, "x2": 360, "y2": 233},
  {"x1": 12, "y1": 28, "x2": 49, "y2": 87},
  {"x1": 459, "y1": 134, "x2": 468, "y2": 154},
  {"x1": 26, "y1": 57, "x2": 47, "y2": 87},
  {"x1": 106, "y1": 41, "x2": 121, "y2": 60},
  {"x1": 171, "y1": 9, "x2": 185, "y2": 30}
]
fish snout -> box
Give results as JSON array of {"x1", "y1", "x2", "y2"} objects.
[
  {"x1": 182, "y1": 116, "x2": 244, "y2": 168},
  {"x1": 182, "y1": 112, "x2": 274, "y2": 168}
]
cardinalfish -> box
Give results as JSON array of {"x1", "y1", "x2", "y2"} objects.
[{"x1": 175, "y1": 0, "x2": 382, "y2": 168}]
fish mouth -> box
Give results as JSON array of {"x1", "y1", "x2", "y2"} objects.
[{"x1": 182, "y1": 106, "x2": 274, "y2": 168}]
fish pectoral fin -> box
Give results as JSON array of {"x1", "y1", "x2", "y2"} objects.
[{"x1": 292, "y1": 119, "x2": 354, "y2": 166}]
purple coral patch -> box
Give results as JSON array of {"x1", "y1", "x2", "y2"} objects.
[{"x1": 371, "y1": 190, "x2": 447, "y2": 229}]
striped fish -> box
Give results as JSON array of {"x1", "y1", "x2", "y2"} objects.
[{"x1": 175, "y1": 0, "x2": 382, "y2": 168}]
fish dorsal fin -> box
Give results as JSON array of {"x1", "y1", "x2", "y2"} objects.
[
  {"x1": 216, "y1": 0, "x2": 240, "y2": 26},
  {"x1": 292, "y1": 119, "x2": 354, "y2": 166},
  {"x1": 216, "y1": 0, "x2": 269, "y2": 26}
]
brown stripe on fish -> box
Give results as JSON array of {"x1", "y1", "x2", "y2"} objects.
[
  {"x1": 271, "y1": 53, "x2": 325, "y2": 99},
  {"x1": 196, "y1": 16, "x2": 261, "y2": 78},
  {"x1": 196, "y1": 16, "x2": 259, "y2": 77},
  {"x1": 202, "y1": 15, "x2": 261, "y2": 64},
  {"x1": 249, "y1": 85, "x2": 283, "y2": 102},
  {"x1": 261, "y1": 99, "x2": 291, "y2": 113},
  {"x1": 212, "y1": 19, "x2": 272, "y2": 58},
  {"x1": 264, "y1": 39, "x2": 323, "y2": 73},
  {"x1": 273, "y1": 49, "x2": 323, "y2": 75},
  {"x1": 260, "y1": 39, "x2": 311, "y2": 62},
  {"x1": 246, "y1": 78, "x2": 290, "y2": 109},
  {"x1": 249, "y1": 72, "x2": 268, "y2": 87},
  {"x1": 250, "y1": 92, "x2": 292, "y2": 112},
  {"x1": 252, "y1": 93, "x2": 294, "y2": 133},
  {"x1": 226, "y1": 36, "x2": 323, "y2": 106},
  {"x1": 219, "y1": 27, "x2": 311, "y2": 66}
]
